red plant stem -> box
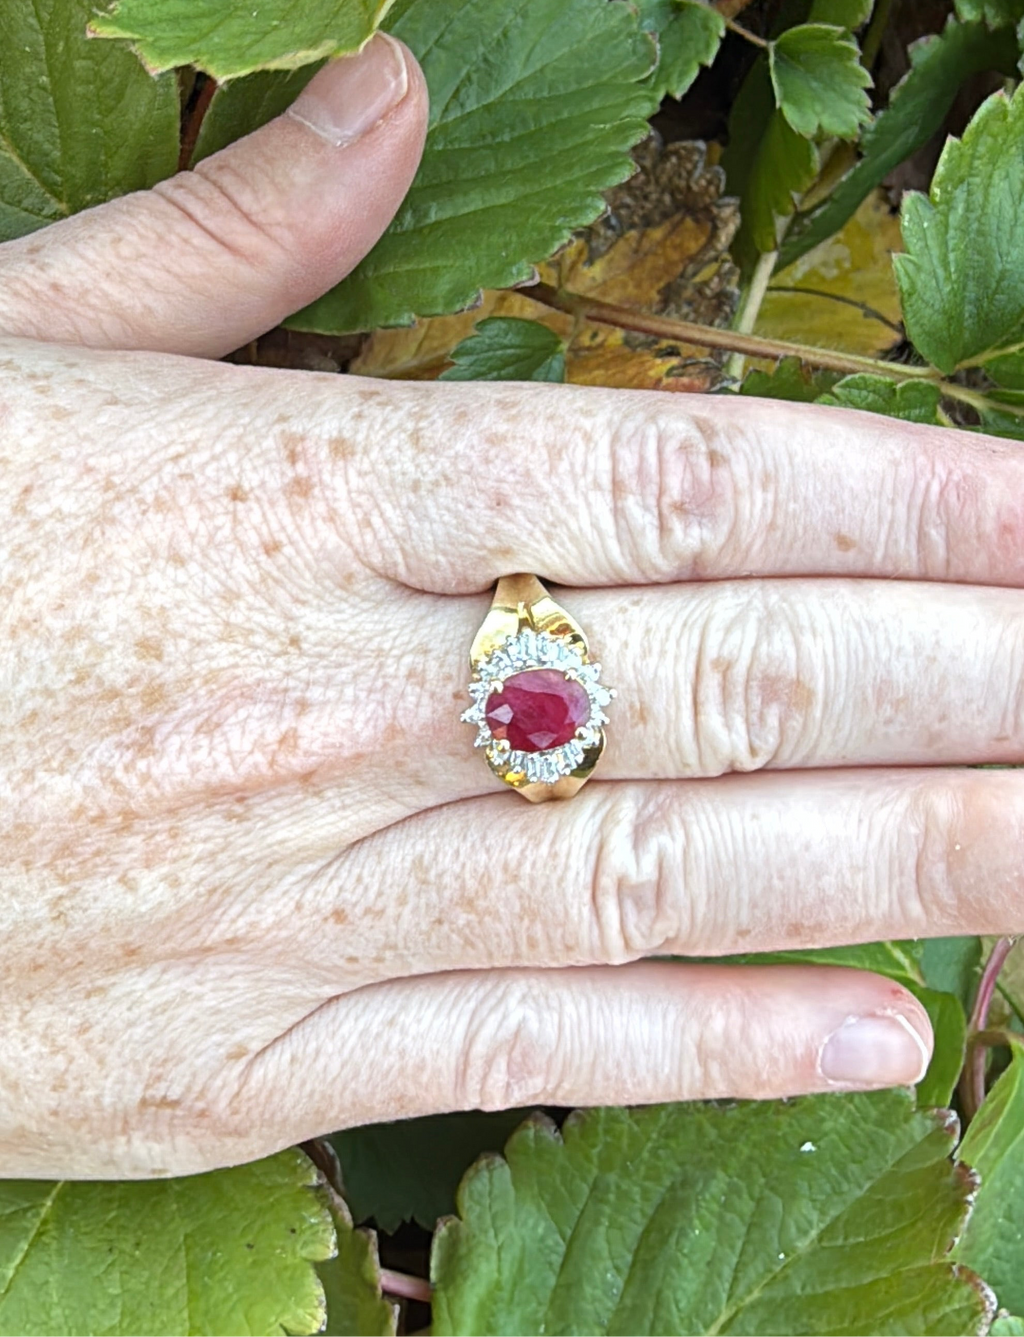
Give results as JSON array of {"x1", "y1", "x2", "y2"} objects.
[
  {"x1": 178, "y1": 75, "x2": 218, "y2": 171},
  {"x1": 379, "y1": 1269, "x2": 432, "y2": 1304},
  {"x1": 526, "y1": 282, "x2": 929, "y2": 380},
  {"x1": 960, "y1": 936, "x2": 1018, "y2": 1121}
]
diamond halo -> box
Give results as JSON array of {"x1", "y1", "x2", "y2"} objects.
[{"x1": 461, "y1": 628, "x2": 615, "y2": 786}]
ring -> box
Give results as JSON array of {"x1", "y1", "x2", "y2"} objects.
[{"x1": 461, "y1": 573, "x2": 614, "y2": 802}]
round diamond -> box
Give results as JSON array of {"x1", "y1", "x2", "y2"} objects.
[{"x1": 484, "y1": 669, "x2": 591, "y2": 753}]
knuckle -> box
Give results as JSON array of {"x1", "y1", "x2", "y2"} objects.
[
  {"x1": 903, "y1": 777, "x2": 968, "y2": 927},
  {"x1": 904, "y1": 448, "x2": 977, "y2": 580},
  {"x1": 152, "y1": 158, "x2": 291, "y2": 272},
  {"x1": 997, "y1": 617, "x2": 1024, "y2": 742},
  {"x1": 454, "y1": 980, "x2": 562, "y2": 1110},
  {"x1": 589, "y1": 789, "x2": 685, "y2": 959},
  {"x1": 691, "y1": 587, "x2": 814, "y2": 773},
  {"x1": 676, "y1": 995, "x2": 736, "y2": 1097},
  {"x1": 602, "y1": 408, "x2": 744, "y2": 582}
]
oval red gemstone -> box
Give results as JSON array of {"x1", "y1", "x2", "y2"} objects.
[{"x1": 485, "y1": 669, "x2": 591, "y2": 753}]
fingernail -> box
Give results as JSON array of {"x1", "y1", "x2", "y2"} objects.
[
  {"x1": 287, "y1": 34, "x2": 410, "y2": 147},
  {"x1": 819, "y1": 1012, "x2": 930, "y2": 1087}
]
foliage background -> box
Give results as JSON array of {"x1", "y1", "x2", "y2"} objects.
[{"x1": 1, "y1": 0, "x2": 1024, "y2": 1331}]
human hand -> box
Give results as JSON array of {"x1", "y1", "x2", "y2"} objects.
[{"x1": 2, "y1": 35, "x2": 1022, "y2": 1180}]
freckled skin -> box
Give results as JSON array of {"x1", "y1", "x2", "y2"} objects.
[{"x1": 3, "y1": 338, "x2": 1024, "y2": 1178}]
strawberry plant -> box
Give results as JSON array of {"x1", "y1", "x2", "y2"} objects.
[{"x1": 2, "y1": 0, "x2": 1024, "y2": 1331}]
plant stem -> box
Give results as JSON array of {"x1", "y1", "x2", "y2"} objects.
[
  {"x1": 380, "y1": 1269, "x2": 432, "y2": 1304},
  {"x1": 959, "y1": 936, "x2": 1019, "y2": 1121},
  {"x1": 725, "y1": 17, "x2": 769, "y2": 47},
  {"x1": 941, "y1": 382, "x2": 1024, "y2": 421},
  {"x1": 860, "y1": 0, "x2": 895, "y2": 70},
  {"x1": 765, "y1": 286, "x2": 903, "y2": 334},
  {"x1": 527, "y1": 282, "x2": 933, "y2": 380},
  {"x1": 973, "y1": 1027, "x2": 1022, "y2": 1052},
  {"x1": 713, "y1": 0, "x2": 757, "y2": 17},
  {"x1": 725, "y1": 248, "x2": 778, "y2": 382},
  {"x1": 300, "y1": 1137, "x2": 344, "y2": 1194},
  {"x1": 525, "y1": 284, "x2": 1024, "y2": 421},
  {"x1": 178, "y1": 74, "x2": 217, "y2": 172}
]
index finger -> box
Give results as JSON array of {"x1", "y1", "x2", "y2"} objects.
[{"x1": 330, "y1": 380, "x2": 1024, "y2": 592}]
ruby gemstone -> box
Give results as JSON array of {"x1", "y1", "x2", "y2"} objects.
[{"x1": 485, "y1": 669, "x2": 591, "y2": 753}]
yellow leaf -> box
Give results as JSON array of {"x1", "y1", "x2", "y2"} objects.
[{"x1": 755, "y1": 190, "x2": 904, "y2": 359}]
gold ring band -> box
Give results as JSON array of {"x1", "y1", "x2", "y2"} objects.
[{"x1": 461, "y1": 574, "x2": 614, "y2": 802}]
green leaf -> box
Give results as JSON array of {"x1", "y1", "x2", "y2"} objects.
[
  {"x1": 705, "y1": 939, "x2": 925, "y2": 988},
  {"x1": 439, "y1": 318, "x2": 566, "y2": 382},
  {"x1": 920, "y1": 936, "x2": 984, "y2": 1014},
  {"x1": 769, "y1": 23, "x2": 872, "y2": 139},
  {"x1": 914, "y1": 987, "x2": 967, "y2": 1108},
  {"x1": 895, "y1": 83, "x2": 1024, "y2": 375},
  {"x1": 955, "y1": 1044, "x2": 1024, "y2": 1315},
  {"x1": 964, "y1": 386, "x2": 1024, "y2": 410},
  {"x1": 317, "y1": 1194, "x2": 395, "y2": 1337},
  {"x1": 192, "y1": 66, "x2": 321, "y2": 164},
  {"x1": 288, "y1": 0, "x2": 657, "y2": 333},
  {"x1": 742, "y1": 110, "x2": 821, "y2": 253},
  {"x1": 978, "y1": 404, "x2": 1024, "y2": 441},
  {"x1": 955, "y1": 0, "x2": 1024, "y2": 25},
  {"x1": 90, "y1": 0, "x2": 389, "y2": 79},
  {"x1": 985, "y1": 349, "x2": 1024, "y2": 388},
  {"x1": 0, "y1": 0, "x2": 178, "y2": 241},
  {"x1": 809, "y1": 0, "x2": 873, "y2": 26},
  {"x1": 779, "y1": 18, "x2": 1019, "y2": 271},
  {"x1": 331, "y1": 1109, "x2": 531, "y2": 1233},
  {"x1": 0, "y1": 1150, "x2": 334, "y2": 1335},
  {"x1": 637, "y1": 0, "x2": 725, "y2": 100},
  {"x1": 992, "y1": 1318, "x2": 1024, "y2": 1335},
  {"x1": 722, "y1": 37, "x2": 822, "y2": 268},
  {"x1": 432, "y1": 1093, "x2": 993, "y2": 1336},
  {"x1": 817, "y1": 374, "x2": 945, "y2": 424},
  {"x1": 739, "y1": 356, "x2": 840, "y2": 401}
]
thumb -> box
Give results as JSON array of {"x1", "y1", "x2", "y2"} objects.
[{"x1": 0, "y1": 34, "x2": 427, "y2": 357}]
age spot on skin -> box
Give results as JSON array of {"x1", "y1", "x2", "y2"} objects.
[
  {"x1": 286, "y1": 476, "x2": 313, "y2": 500},
  {"x1": 707, "y1": 449, "x2": 727, "y2": 468},
  {"x1": 834, "y1": 532, "x2": 857, "y2": 551},
  {"x1": 329, "y1": 435, "x2": 356, "y2": 460},
  {"x1": 227, "y1": 484, "x2": 249, "y2": 503},
  {"x1": 141, "y1": 683, "x2": 168, "y2": 712},
  {"x1": 280, "y1": 431, "x2": 304, "y2": 469},
  {"x1": 135, "y1": 636, "x2": 164, "y2": 663}
]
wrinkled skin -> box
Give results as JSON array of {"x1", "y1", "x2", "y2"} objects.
[{"x1": 2, "y1": 39, "x2": 1022, "y2": 1178}]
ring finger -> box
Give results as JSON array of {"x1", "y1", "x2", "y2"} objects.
[{"x1": 414, "y1": 574, "x2": 1024, "y2": 797}]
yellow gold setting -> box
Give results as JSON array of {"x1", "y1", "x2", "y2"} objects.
[{"x1": 461, "y1": 573, "x2": 613, "y2": 803}]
